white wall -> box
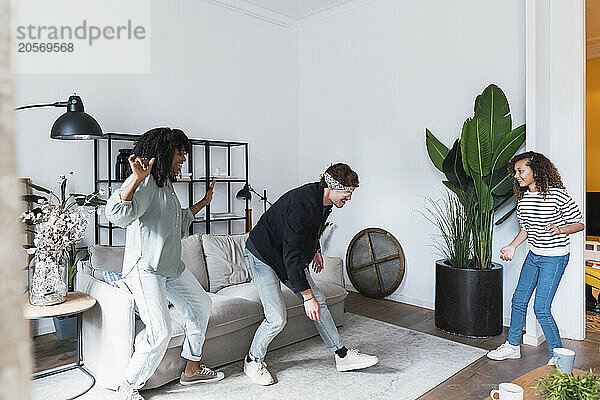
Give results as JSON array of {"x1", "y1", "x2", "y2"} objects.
[
  {"x1": 15, "y1": 0, "x2": 299, "y2": 334},
  {"x1": 298, "y1": 0, "x2": 527, "y2": 321},
  {"x1": 15, "y1": 0, "x2": 299, "y2": 241}
]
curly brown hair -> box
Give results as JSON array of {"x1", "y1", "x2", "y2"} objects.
[
  {"x1": 132, "y1": 127, "x2": 191, "y2": 187},
  {"x1": 319, "y1": 163, "x2": 359, "y2": 188},
  {"x1": 507, "y1": 151, "x2": 564, "y2": 200}
]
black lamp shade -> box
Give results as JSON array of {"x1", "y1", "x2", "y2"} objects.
[
  {"x1": 236, "y1": 184, "x2": 252, "y2": 200},
  {"x1": 51, "y1": 110, "x2": 103, "y2": 140}
]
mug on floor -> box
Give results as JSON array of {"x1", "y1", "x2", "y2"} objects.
[
  {"x1": 490, "y1": 382, "x2": 524, "y2": 400},
  {"x1": 552, "y1": 347, "x2": 575, "y2": 374}
]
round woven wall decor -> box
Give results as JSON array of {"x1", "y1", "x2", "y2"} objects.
[{"x1": 346, "y1": 228, "x2": 405, "y2": 299}]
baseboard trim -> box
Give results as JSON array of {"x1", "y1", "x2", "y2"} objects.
[{"x1": 523, "y1": 332, "x2": 546, "y2": 347}]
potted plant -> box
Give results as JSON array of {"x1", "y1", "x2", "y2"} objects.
[
  {"x1": 21, "y1": 172, "x2": 105, "y2": 339},
  {"x1": 424, "y1": 84, "x2": 525, "y2": 337},
  {"x1": 536, "y1": 368, "x2": 600, "y2": 399}
]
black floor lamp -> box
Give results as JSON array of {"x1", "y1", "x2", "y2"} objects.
[
  {"x1": 15, "y1": 94, "x2": 103, "y2": 140},
  {"x1": 236, "y1": 184, "x2": 272, "y2": 232}
]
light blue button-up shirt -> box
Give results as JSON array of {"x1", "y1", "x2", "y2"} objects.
[{"x1": 105, "y1": 174, "x2": 194, "y2": 277}]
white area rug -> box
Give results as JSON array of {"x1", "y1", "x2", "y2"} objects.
[{"x1": 32, "y1": 314, "x2": 486, "y2": 400}]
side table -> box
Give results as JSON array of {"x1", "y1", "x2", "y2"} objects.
[
  {"x1": 23, "y1": 291, "x2": 97, "y2": 400},
  {"x1": 484, "y1": 365, "x2": 586, "y2": 400}
]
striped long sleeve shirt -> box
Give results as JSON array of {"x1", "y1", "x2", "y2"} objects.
[{"x1": 516, "y1": 188, "x2": 583, "y2": 256}]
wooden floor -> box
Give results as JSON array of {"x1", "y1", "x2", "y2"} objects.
[
  {"x1": 346, "y1": 292, "x2": 600, "y2": 400},
  {"x1": 32, "y1": 293, "x2": 600, "y2": 399}
]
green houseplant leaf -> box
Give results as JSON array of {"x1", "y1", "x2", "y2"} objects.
[
  {"x1": 490, "y1": 124, "x2": 526, "y2": 173},
  {"x1": 473, "y1": 174, "x2": 493, "y2": 213},
  {"x1": 474, "y1": 83, "x2": 512, "y2": 154},
  {"x1": 442, "y1": 139, "x2": 470, "y2": 190},
  {"x1": 425, "y1": 129, "x2": 449, "y2": 172},
  {"x1": 490, "y1": 169, "x2": 514, "y2": 197},
  {"x1": 463, "y1": 116, "x2": 493, "y2": 177}
]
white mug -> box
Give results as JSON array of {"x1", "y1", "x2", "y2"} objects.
[{"x1": 490, "y1": 382, "x2": 524, "y2": 400}]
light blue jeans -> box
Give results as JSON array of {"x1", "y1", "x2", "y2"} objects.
[
  {"x1": 245, "y1": 249, "x2": 343, "y2": 362},
  {"x1": 124, "y1": 259, "x2": 212, "y2": 389},
  {"x1": 507, "y1": 251, "x2": 570, "y2": 353}
]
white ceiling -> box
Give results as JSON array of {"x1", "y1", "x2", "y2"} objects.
[{"x1": 239, "y1": 0, "x2": 355, "y2": 19}]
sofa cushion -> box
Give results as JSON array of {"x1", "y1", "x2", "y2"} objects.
[
  {"x1": 216, "y1": 281, "x2": 348, "y2": 318},
  {"x1": 134, "y1": 293, "x2": 264, "y2": 349},
  {"x1": 202, "y1": 233, "x2": 250, "y2": 293},
  {"x1": 88, "y1": 245, "x2": 125, "y2": 279},
  {"x1": 181, "y1": 234, "x2": 209, "y2": 291}
]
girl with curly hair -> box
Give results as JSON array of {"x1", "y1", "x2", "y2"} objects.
[
  {"x1": 487, "y1": 151, "x2": 584, "y2": 364},
  {"x1": 106, "y1": 127, "x2": 222, "y2": 400}
]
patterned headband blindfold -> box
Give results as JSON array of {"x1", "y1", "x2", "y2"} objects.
[{"x1": 323, "y1": 172, "x2": 355, "y2": 195}]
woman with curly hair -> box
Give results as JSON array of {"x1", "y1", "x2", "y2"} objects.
[
  {"x1": 106, "y1": 127, "x2": 222, "y2": 400},
  {"x1": 487, "y1": 151, "x2": 584, "y2": 364}
]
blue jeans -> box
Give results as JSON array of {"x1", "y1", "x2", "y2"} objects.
[
  {"x1": 245, "y1": 249, "x2": 343, "y2": 362},
  {"x1": 507, "y1": 251, "x2": 570, "y2": 353},
  {"x1": 124, "y1": 259, "x2": 212, "y2": 389}
]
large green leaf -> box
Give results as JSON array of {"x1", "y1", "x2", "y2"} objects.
[
  {"x1": 490, "y1": 169, "x2": 514, "y2": 197},
  {"x1": 474, "y1": 84, "x2": 512, "y2": 154},
  {"x1": 425, "y1": 129, "x2": 449, "y2": 172},
  {"x1": 490, "y1": 124, "x2": 525, "y2": 172},
  {"x1": 493, "y1": 193, "x2": 513, "y2": 211},
  {"x1": 473, "y1": 173, "x2": 493, "y2": 213},
  {"x1": 463, "y1": 116, "x2": 492, "y2": 177},
  {"x1": 442, "y1": 139, "x2": 470, "y2": 189},
  {"x1": 460, "y1": 119, "x2": 471, "y2": 176}
]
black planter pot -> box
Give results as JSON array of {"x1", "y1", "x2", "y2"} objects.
[{"x1": 435, "y1": 260, "x2": 503, "y2": 337}]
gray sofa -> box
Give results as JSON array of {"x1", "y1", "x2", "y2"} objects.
[{"x1": 76, "y1": 233, "x2": 347, "y2": 390}]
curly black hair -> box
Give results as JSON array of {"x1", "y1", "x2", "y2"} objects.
[
  {"x1": 131, "y1": 127, "x2": 190, "y2": 187},
  {"x1": 507, "y1": 151, "x2": 564, "y2": 200},
  {"x1": 318, "y1": 163, "x2": 360, "y2": 188}
]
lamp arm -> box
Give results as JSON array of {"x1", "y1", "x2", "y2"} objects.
[
  {"x1": 15, "y1": 101, "x2": 68, "y2": 111},
  {"x1": 249, "y1": 187, "x2": 273, "y2": 206}
]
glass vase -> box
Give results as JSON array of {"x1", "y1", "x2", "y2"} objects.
[{"x1": 29, "y1": 254, "x2": 68, "y2": 306}]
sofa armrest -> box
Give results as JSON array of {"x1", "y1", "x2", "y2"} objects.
[
  {"x1": 311, "y1": 256, "x2": 345, "y2": 287},
  {"x1": 77, "y1": 264, "x2": 136, "y2": 390}
]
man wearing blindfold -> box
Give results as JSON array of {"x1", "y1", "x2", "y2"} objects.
[{"x1": 242, "y1": 163, "x2": 378, "y2": 386}]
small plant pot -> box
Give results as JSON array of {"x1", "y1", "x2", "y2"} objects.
[
  {"x1": 435, "y1": 259, "x2": 503, "y2": 337},
  {"x1": 53, "y1": 315, "x2": 77, "y2": 340}
]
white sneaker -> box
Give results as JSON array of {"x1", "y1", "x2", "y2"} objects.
[
  {"x1": 487, "y1": 341, "x2": 521, "y2": 361},
  {"x1": 335, "y1": 348, "x2": 379, "y2": 372},
  {"x1": 117, "y1": 383, "x2": 145, "y2": 400},
  {"x1": 243, "y1": 357, "x2": 274, "y2": 386}
]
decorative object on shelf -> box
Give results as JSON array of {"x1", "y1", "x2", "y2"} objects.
[
  {"x1": 115, "y1": 148, "x2": 132, "y2": 180},
  {"x1": 236, "y1": 183, "x2": 272, "y2": 212},
  {"x1": 535, "y1": 368, "x2": 599, "y2": 400},
  {"x1": 15, "y1": 94, "x2": 103, "y2": 140},
  {"x1": 20, "y1": 173, "x2": 106, "y2": 305},
  {"x1": 345, "y1": 228, "x2": 405, "y2": 299},
  {"x1": 424, "y1": 84, "x2": 525, "y2": 337}
]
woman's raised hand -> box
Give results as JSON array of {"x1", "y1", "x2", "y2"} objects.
[{"x1": 129, "y1": 154, "x2": 155, "y2": 182}]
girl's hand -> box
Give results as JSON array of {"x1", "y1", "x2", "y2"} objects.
[
  {"x1": 500, "y1": 245, "x2": 516, "y2": 261},
  {"x1": 129, "y1": 154, "x2": 155, "y2": 182},
  {"x1": 545, "y1": 223, "x2": 561, "y2": 235}
]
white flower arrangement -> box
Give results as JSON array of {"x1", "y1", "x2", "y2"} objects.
[{"x1": 21, "y1": 172, "x2": 106, "y2": 305}]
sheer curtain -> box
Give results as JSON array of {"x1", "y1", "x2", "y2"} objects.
[{"x1": 0, "y1": 0, "x2": 32, "y2": 397}]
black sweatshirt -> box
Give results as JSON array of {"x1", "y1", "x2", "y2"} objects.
[{"x1": 246, "y1": 182, "x2": 332, "y2": 293}]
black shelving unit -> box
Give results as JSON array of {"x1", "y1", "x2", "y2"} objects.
[{"x1": 94, "y1": 132, "x2": 249, "y2": 245}]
